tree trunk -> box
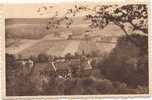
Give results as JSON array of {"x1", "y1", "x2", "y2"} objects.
[{"x1": 114, "y1": 22, "x2": 140, "y2": 47}]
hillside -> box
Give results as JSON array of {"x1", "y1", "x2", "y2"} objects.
[
  {"x1": 5, "y1": 18, "x2": 123, "y2": 39},
  {"x1": 6, "y1": 18, "x2": 125, "y2": 57}
]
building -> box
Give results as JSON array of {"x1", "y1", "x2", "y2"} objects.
[{"x1": 15, "y1": 58, "x2": 34, "y2": 76}]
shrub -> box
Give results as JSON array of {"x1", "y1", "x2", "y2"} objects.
[
  {"x1": 37, "y1": 53, "x2": 49, "y2": 62},
  {"x1": 63, "y1": 77, "x2": 115, "y2": 95},
  {"x1": 29, "y1": 55, "x2": 38, "y2": 63},
  {"x1": 65, "y1": 53, "x2": 73, "y2": 61},
  {"x1": 6, "y1": 53, "x2": 16, "y2": 66}
]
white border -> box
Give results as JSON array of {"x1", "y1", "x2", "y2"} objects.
[{"x1": 0, "y1": 0, "x2": 152, "y2": 100}]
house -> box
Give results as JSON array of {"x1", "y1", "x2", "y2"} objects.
[
  {"x1": 68, "y1": 58, "x2": 93, "y2": 77},
  {"x1": 53, "y1": 61, "x2": 69, "y2": 77},
  {"x1": 16, "y1": 59, "x2": 34, "y2": 68},
  {"x1": 80, "y1": 58, "x2": 93, "y2": 77},
  {"x1": 35, "y1": 62, "x2": 55, "y2": 76},
  {"x1": 15, "y1": 58, "x2": 34, "y2": 76},
  {"x1": 36, "y1": 57, "x2": 93, "y2": 78}
]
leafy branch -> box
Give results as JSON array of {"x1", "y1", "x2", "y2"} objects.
[{"x1": 37, "y1": 4, "x2": 148, "y2": 46}]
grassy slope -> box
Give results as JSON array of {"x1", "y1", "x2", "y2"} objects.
[
  {"x1": 6, "y1": 18, "x2": 123, "y2": 40},
  {"x1": 18, "y1": 40, "x2": 69, "y2": 57},
  {"x1": 6, "y1": 18, "x2": 124, "y2": 57},
  {"x1": 5, "y1": 18, "x2": 89, "y2": 39}
]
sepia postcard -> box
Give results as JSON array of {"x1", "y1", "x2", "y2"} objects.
[{"x1": 0, "y1": 0, "x2": 152, "y2": 99}]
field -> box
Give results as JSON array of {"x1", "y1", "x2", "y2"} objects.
[
  {"x1": 6, "y1": 39, "x2": 116, "y2": 58},
  {"x1": 5, "y1": 18, "x2": 123, "y2": 63},
  {"x1": 18, "y1": 40, "x2": 70, "y2": 57},
  {"x1": 6, "y1": 18, "x2": 124, "y2": 58},
  {"x1": 5, "y1": 18, "x2": 91, "y2": 39},
  {"x1": 6, "y1": 39, "x2": 40, "y2": 54}
]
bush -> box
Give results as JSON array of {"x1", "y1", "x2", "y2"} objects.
[
  {"x1": 65, "y1": 53, "x2": 73, "y2": 60},
  {"x1": 29, "y1": 55, "x2": 38, "y2": 63},
  {"x1": 6, "y1": 53, "x2": 16, "y2": 66},
  {"x1": 73, "y1": 52, "x2": 81, "y2": 59},
  {"x1": 63, "y1": 77, "x2": 115, "y2": 95},
  {"x1": 37, "y1": 53, "x2": 49, "y2": 62}
]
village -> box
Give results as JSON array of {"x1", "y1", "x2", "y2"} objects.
[{"x1": 7, "y1": 50, "x2": 101, "y2": 80}]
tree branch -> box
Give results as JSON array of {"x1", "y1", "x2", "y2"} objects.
[
  {"x1": 129, "y1": 21, "x2": 148, "y2": 35},
  {"x1": 113, "y1": 21, "x2": 140, "y2": 47}
]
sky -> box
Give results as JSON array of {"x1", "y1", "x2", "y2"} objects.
[
  {"x1": 4, "y1": 4, "x2": 94, "y2": 18},
  {"x1": 3, "y1": 0, "x2": 148, "y2": 18}
]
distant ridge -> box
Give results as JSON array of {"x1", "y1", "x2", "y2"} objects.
[
  {"x1": 6, "y1": 18, "x2": 50, "y2": 24},
  {"x1": 5, "y1": 17, "x2": 85, "y2": 25}
]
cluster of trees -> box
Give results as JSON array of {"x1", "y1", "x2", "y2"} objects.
[
  {"x1": 98, "y1": 34, "x2": 148, "y2": 88},
  {"x1": 15, "y1": 51, "x2": 99, "y2": 63},
  {"x1": 6, "y1": 53, "x2": 34, "y2": 96}
]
